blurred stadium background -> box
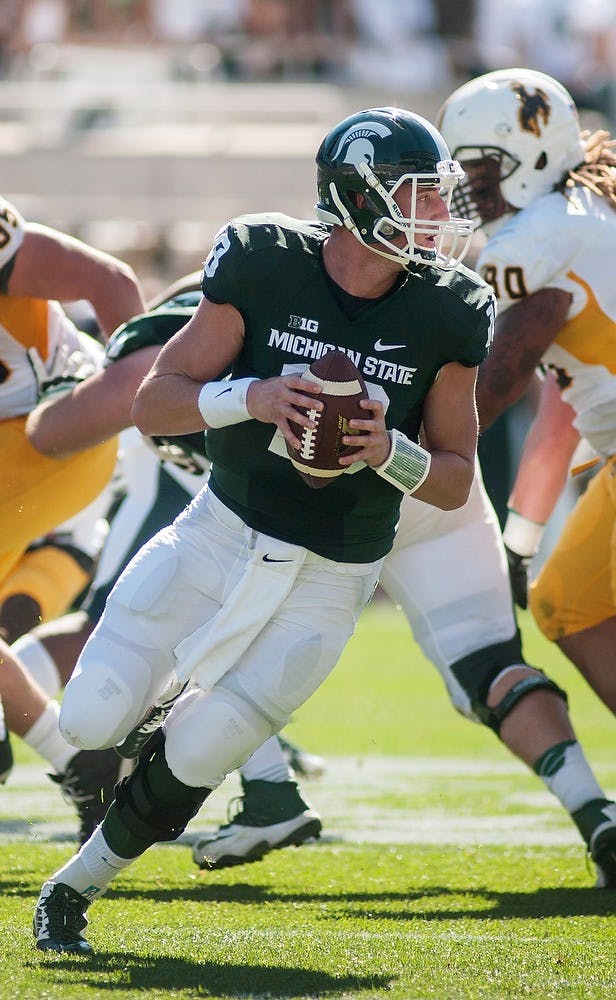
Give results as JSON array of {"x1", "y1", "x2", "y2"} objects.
[
  {"x1": 2, "y1": 0, "x2": 615, "y2": 300},
  {"x1": 2, "y1": 0, "x2": 615, "y2": 546}
]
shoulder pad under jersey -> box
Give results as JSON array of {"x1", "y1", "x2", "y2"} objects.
[
  {"x1": 105, "y1": 296, "x2": 200, "y2": 363},
  {"x1": 105, "y1": 293, "x2": 209, "y2": 474}
]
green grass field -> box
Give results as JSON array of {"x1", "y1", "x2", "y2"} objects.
[{"x1": 1, "y1": 601, "x2": 615, "y2": 999}]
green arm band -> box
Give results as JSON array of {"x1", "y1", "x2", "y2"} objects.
[{"x1": 374, "y1": 429, "x2": 431, "y2": 495}]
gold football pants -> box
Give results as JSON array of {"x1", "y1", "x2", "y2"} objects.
[
  {"x1": 0, "y1": 416, "x2": 117, "y2": 606},
  {"x1": 530, "y1": 457, "x2": 616, "y2": 639}
]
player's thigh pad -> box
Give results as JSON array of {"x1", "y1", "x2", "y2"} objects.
[
  {"x1": 85, "y1": 458, "x2": 191, "y2": 624},
  {"x1": 530, "y1": 461, "x2": 616, "y2": 639},
  {"x1": 380, "y1": 473, "x2": 517, "y2": 717},
  {"x1": 164, "y1": 686, "x2": 273, "y2": 788},
  {"x1": 217, "y1": 554, "x2": 380, "y2": 729},
  {"x1": 60, "y1": 522, "x2": 226, "y2": 749}
]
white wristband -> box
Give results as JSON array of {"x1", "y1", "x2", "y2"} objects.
[
  {"x1": 375, "y1": 429, "x2": 431, "y2": 495},
  {"x1": 197, "y1": 377, "x2": 258, "y2": 429},
  {"x1": 502, "y1": 509, "x2": 545, "y2": 557}
]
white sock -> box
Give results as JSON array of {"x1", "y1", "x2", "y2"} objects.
[
  {"x1": 240, "y1": 734, "x2": 294, "y2": 783},
  {"x1": 11, "y1": 634, "x2": 62, "y2": 698},
  {"x1": 23, "y1": 701, "x2": 74, "y2": 773},
  {"x1": 52, "y1": 826, "x2": 135, "y2": 901},
  {"x1": 536, "y1": 740, "x2": 605, "y2": 813}
]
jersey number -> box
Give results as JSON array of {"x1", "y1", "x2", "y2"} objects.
[
  {"x1": 203, "y1": 229, "x2": 231, "y2": 278},
  {"x1": 481, "y1": 264, "x2": 528, "y2": 301}
]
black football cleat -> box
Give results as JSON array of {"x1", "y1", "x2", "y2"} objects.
[
  {"x1": 50, "y1": 748, "x2": 121, "y2": 845},
  {"x1": 33, "y1": 881, "x2": 93, "y2": 955}
]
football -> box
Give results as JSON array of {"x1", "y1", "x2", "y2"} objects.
[{"x1": 286, "y1": 351, "x2": 368, "y2": 489}]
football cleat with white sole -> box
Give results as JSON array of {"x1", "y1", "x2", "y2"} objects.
[
  {"x1": 589, "y1": 815, "x2": 616, "y2": 889},
  {"x1": 33, "y1": 881, "x2": 93, "y2": 955},
  {"x1": 192, "y1": 778, "x2": 322, "y2": 869},
  {"x1": 572, "y1": 797, "x2": 616, "y2": 888},
  {"x1": 278, "y1": 735, "x2": 326, "y2": 778}
]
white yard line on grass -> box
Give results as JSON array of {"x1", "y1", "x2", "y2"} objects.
[{"x1": 4, "y1": 755, "x2": 610, "y2": 848}]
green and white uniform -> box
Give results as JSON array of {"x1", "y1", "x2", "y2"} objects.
[{"x1": 62, "y1": 214, "x2": 494, "y2": 791}]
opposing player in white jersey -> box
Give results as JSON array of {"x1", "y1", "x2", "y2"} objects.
[
  {"x1": 0, "y1": 194, "x2": 145, "y2": 638},
  {"x1": 0, "y1": 194, "x2": 146, "y2": 839},
  {"x1": 439, "y1": 68, "x2": 616, "y2": 719}
]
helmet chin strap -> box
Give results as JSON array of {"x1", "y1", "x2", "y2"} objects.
[
  {"x1": 318, "y1": 178, "x2": 473, "y2": 269},
  {"x1": 315, "y1": 185, "x2": 402, "y2": 264}
]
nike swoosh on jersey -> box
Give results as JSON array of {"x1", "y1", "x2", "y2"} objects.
[
  {"x1": 374, "y1": 339, "x2": 406, "y2": 352},
  {"x1": 262, "y1": 555, "x2": 293, "y2": 563}
]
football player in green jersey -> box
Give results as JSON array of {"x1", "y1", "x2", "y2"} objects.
[
  {"x1": 33, "y1": 106, "x2": 496, "y2": 954},
  {"x1": 22, "y1": 270, "x2": 616, "y2": 886},
  {"x1": 20, "y1": 280, "x2": 323, "y2": 854},
  {"x1": 23, "y1": 277, "x2": 614, "y2": 884},
  {"x1": 32, "y1": 105, "x2": 616, "y2": 954}
]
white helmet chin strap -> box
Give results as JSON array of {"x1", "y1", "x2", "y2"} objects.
[{"x1": 363, "y1": 163, "x2": 476, "y2": 268}]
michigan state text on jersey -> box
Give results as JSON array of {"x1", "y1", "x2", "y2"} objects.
[{"x1": 202, "y1": 213, "x2": 492, "y2": 562}]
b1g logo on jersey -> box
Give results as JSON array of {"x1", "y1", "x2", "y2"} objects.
[{"x1": 288, "y1": 314, "x2": 319, "y2": 334}]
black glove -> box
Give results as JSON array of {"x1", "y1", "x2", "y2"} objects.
[{"x1": 504, "y1": 545, "x2": 531, "y2": 610}]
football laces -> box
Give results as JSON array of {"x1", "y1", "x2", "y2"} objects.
[{"x1": 299, "y1": 407, "x2": 322, "y2": 460}]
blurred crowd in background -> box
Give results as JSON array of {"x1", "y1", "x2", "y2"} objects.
[
  {"x1": 2, "y1": 0, "x2": 612, "y2": 565},
  {"x1": 1, "y1": 0, "x2": 615, "y2": 118}
]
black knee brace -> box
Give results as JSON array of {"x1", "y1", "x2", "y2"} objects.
[
  {"x1": 114, "y1": 731, "x2": 211, "y2": 845},
  {"x1": 480, "y1": 674, "x2": 568, "y2": 733},
  {"x1": 450, "y1": 631, "x2": 568, "y2": 734}
]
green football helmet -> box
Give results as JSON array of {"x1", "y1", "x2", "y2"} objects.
[{"x1": 315, "y1": 107, "x2": 474, "y2": 269}]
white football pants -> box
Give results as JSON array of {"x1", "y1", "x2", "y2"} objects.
[
  {"x1": 380, "y1": 464, "x2": 519, "y2": 719},
  {"x1": 60, "y1": 487, "x2": 380, "y2": 787}
]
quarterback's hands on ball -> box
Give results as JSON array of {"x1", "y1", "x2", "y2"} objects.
[
  {"x1": 339, "y1": 397, "x2": 391, "y2": 468},
  {"x1": 246, "y1": 374, "x2": 323, "y2": 449},
  {"x1": 504, "y1": 545, "x2": 531, "y2": 610}
]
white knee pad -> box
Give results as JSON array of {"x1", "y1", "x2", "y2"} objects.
[
  {"x1": 60, "y1": 633, "x2": 153, "y2": 750},
  {"x1": 164, "y1": 686, "x2": 273, "y2": 788}
]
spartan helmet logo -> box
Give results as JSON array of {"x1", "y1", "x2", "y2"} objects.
[
  {"x1": 511, "y1": 83, "x2": 551, "y2": 137},
  {"x1": 331, "y1": 120, "x2": 393, "y2": 168}
]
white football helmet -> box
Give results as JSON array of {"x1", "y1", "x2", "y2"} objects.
[{"x1": 438, "y1": 68, "x2": 586, "y2": 227}]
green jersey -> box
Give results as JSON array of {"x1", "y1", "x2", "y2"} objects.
[
  {"x1": 129, "y1": 216, "x2": 488, "y2": 561},
  {"x1": 201, "y1": 214, "x2": 494, "y2": 562}
]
